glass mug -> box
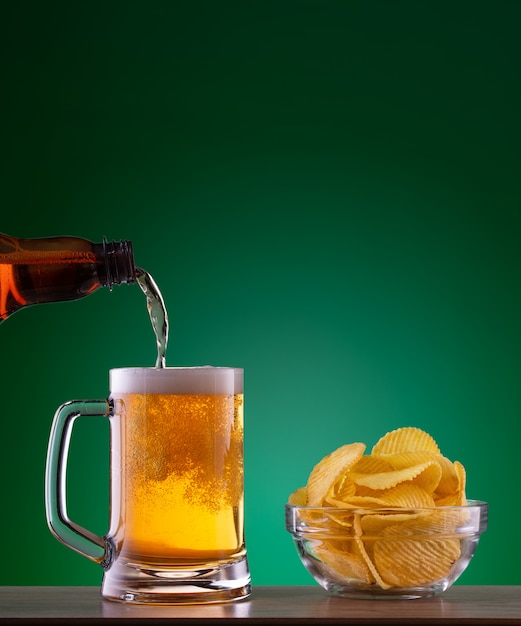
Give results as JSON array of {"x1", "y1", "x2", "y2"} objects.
[{"x1": 45, "y1": 366, "x2": 251, "y2": 604}]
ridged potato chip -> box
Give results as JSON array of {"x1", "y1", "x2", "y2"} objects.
[
  {"x1": 288, "y1": 486, "x2": 307, "y2": 506},
  {"x1": 325, "y1": 512, "x2": 356, "y2": 528},
  {"x1": 353, "y1": 514, "x2": 391, "y2": 589},
  {"x1": 360, "y1": 512, "x2": 422, "y2": 536},
  {"x1": 382, "y1": 450, "x2": 438, "y2": 469},
  {"x1": 351, "y1": 454, "x2": 394, "y2": 474},
  {"x1": 373, "y1": 532, "x2": 461, "y2": 587},
  {"x1": 455, "y1": 461, "x2": 467, "y2": 505},
  {"x1": 372, "y1": 483, "x2": 435, "y2": 508},
  {"x1": 306, "y1": 442, "x2": 365, "y2": 506},
  {"x1": 381, "y1": 452, "x2": 442, "y2": 493},
  {"x1": 314, "y1": 540, "x2": 374, "y2": 584},
  {"x1": 328, "y1": 494, "x2": 390, "y2": 508},
  {"x1": 435, "y1": 456, "x2": 467, "y2": 504},
  {"x1": 372, "y1": 426, "x2": 440, "y2": 456},
  {"x1": 350, "y1": 460, "x2": 440, "y2": 492},
  {"x1": 433, "y1": 455, "x2": 459, "y2": 495}
]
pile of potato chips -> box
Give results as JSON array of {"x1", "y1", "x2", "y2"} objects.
[{"x1": 288, "y1": 427, "x2": 468, "y2": 589}]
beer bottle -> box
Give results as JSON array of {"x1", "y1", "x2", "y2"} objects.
[{"x1": 0, "y1": 233, "x2": 136, "y2": 322}]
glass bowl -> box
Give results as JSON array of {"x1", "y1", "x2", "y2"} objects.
[{"x1": 285, "y1": 500, "x2": 487, "y2": 599}]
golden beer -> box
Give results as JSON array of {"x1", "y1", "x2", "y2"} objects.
[{"x1": 110, "y1": 391, "x2": 245, "y2": 562}]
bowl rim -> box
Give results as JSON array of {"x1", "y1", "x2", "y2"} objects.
[{"x1": 285, "y1": 498, "x2": 487, "y2": 512}]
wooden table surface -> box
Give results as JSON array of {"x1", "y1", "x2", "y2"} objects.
[{"x1": 1, "y1": 586, "x2": 520, "y2": 624}]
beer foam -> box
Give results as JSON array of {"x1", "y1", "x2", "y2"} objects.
[{"x1": 109, "y1": 366, "x2": 243, "y2": 395}]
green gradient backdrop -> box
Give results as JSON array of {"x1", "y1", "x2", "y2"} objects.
[{"x1": 1, "y1": 1, "x2": 520, "y2": 587}]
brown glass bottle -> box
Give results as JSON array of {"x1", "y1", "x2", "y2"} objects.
[{"x1": 0, "y1": 233, "x2": 136, "y2": 322}]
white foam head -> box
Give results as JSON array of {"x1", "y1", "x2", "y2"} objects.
[{"x1": 109, "y1": 366, "x2": 243, "y2": 395}]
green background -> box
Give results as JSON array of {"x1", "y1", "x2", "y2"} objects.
[{"x1": 1, "y1": 0, "x2": 519, "y2": 587}]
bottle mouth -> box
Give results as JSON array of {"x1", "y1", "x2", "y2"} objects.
[{"x1": 102, "y1": 237, "x2": 136, "y2": 287}]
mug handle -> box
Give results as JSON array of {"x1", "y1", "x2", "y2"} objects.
[{"x1": 45, "y1": 399, "x2": 111, "y2": 565}]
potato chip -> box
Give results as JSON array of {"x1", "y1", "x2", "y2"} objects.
[
  {"x1": 434, "y1": 455, "x2": 460, "y2": 496},
  {"x1": 373, "y1": 483, "x2": 435, "y2": 509},
  {"x1": 288, "y1": 486, "x2": 307, "y2": 506},
  {"x1": 381, "y1": 450, "x2": 438, "y2": 469},
  {"x1": 350, "y1": 460, "x2": 439, "y2": 491},
  {"x1": 328, "y1": 494, "x2": 390, "y2": 508},
  {"x1": 306, "y1": 442, "x2": 365, "y2": 506},
  {"x1": 434, "y1": 494, "x2": 460, "y2": 506},
  {"x1": 299, "y1": 507, "x2": 342, "y2": 529},
  {"x1": 314, "y1": 540, "x2": 374, "y2": 584},
  {"x1": 325, "y1": 511, "x2": 356, "y2": 528},
  {"x1": 360, "y1": 512, "x2": 422, "y2": 536},
  {"x1": 351, "y1": 454, "x2": 394, "y2": 475},
  {"x1": 352, "y1": 485, "x2": 386, "y2": 498},
  {"x1": 435, "y1": 461, "x2": 467, "y2": 506},
  {"x1": 372, "y1": 426, "x2": 440, "y2": 456},
  {"x1": 412, "y1": 508, "x2": 469, "y2": 535},
  {"x1": 373, "y1": 533, "x2": 461, "y2": 587},
  {"x1": 353, "y1": 514, "x2": 391, "y2": 589},
  {"x1": 454, "y1": 461, "x2": 467, "y2": 506},
  {"x1": 410, "y1": 461, "x2": 442, "y2": 494},
  {"x1": 324, "y1": 470, "x2": 357, "y2": 505}
]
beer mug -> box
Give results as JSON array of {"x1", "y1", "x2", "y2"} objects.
[{"x1": 45, "y1": 366, "x2": 250, "y2": 604}]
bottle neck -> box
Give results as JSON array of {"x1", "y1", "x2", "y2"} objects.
[{"x1": 96, "y1": 238, "x2": 136, "y2": 287}]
